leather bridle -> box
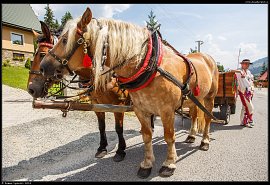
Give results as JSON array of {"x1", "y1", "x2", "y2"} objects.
[
  {"x1": 47, "y1": 28, "x2": 85, "y2": 77},
  {"x1": 29, "y1": 42, "x2": 54, "y2": 75}
]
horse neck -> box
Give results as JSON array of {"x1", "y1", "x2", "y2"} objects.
[{"x1": 110, "y1": 57, "x2": 143, "y2": 78}]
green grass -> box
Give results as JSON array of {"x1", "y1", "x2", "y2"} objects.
[{"x1": 2, "y1": 66, "x2": 29, "y2": 90}]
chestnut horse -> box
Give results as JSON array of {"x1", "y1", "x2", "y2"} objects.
[
  {"x1": 27, "y1": 21, "x2": 131, "y2": 162},
  {"x1": 40, "y1": 7, "x2": 219, "y2": 178}
]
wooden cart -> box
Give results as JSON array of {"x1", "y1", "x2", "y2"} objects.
[{"x1": 214, "y1": 70, "x2": 239, "y2": 124}]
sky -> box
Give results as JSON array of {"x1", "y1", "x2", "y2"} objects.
[{"x1": 30, "y1": 4, "x2": 268, "y2": 70}]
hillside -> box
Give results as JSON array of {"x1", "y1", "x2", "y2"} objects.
[{"x1": 249, "y1": 57, "x2": 268, "y2": 77}]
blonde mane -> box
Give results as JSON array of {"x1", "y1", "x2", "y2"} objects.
[{"x1": 62, "y1": 17, "x2": 149, "y2": 90}]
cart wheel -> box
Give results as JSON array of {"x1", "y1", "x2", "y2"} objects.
[
  {"x1": 220, "y1": 104, "x2": 230, "y2": 124},
  {"x1": 62, "y1": 112, "x2": 67, "y2": 117},
  {"x1": 230, "y1": 104, "x2": 236, "y2": 114}
]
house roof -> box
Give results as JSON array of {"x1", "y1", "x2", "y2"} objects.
[
  {"x1": 258, "y1": 70, "x2": 268, "y2": 81},
  {"x1": 2, "y1": 4, "x2": 41, "y2": 33}
]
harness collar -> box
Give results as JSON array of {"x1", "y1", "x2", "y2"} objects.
[{"x1": 116, "y1": 30, "x2": 163, "y2": 92}]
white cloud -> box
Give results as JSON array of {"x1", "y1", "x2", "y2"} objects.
[
  {"x1": 238, "y1": 42, "x2": 267, "y2": 62},
  {"x1": 201, "y1": 34, "x2": 237, "y2": 69},
  {"x1": 31, "y1": 4, "x2": 132, "y2": 20},
  {"x1": 217, "y1": 36, "x2": 227, "y2": 41},
  {"x1": 102, "y1": 4, "x2": 131, "y2": 18},
  {"x1": 30, "y1": 4, "x2": 75, "y2": 19}
]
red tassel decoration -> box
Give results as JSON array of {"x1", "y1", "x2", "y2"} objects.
[
  {"x1": 83, "y1": 54, "x2": 92, "y2": 68},
  {"x1": 193, "y1": 84, "x2": 200, "y2": 96}
]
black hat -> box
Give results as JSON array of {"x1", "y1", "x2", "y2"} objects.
[{"x1": 240, "y1": 59, "x2": 253, "y2": 64}]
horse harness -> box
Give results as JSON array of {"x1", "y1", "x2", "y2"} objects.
[
  {"x1": 46, "y1": 19, "x2": 217, "y2": 120},
  {"x1": 29, "y1": 41, "x2": 54, "y2": 75},
  {"x1": 101, "y1": 29, "x2": 218, "y2": 120},
  {"x1": 29, "y1": 34, "x2": 94, "y2": 99}
]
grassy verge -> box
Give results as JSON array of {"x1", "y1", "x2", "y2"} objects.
[{"x1": 2, "y1": 66, "x2": 29, "y2": 90}]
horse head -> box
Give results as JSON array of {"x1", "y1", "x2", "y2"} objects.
[
  {"x1": 27, "y1": 21, "x2": 58, "y2": 98},
  {"x1": 40, "y1": 7, "x2": 94, "y2": 80}
]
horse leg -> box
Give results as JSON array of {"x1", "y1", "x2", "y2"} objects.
[
  {"x1": 185, "y1": 105, "x2": 198, "y2": 143},
  {"x1": 150, "y1": 114, "x2": 155, "y2": 132},
  {"x1": 113, "y1": 112, "x2": 126, "y2": 162},
  {"x1": 95, "y1": 112, "x2": 108, "y2": 158},
  {"x1": 200, "y1": 98, "x2": 214, "y2": 151},
  {"x1": 135, "y1": 108, "x2": 155, "y2": 179},
  {"x1": 159, "y1": 111, "x2": 178, "y2": 177}
]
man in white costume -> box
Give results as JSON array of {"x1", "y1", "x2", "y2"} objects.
[{"x1": 235, "y1": 59, "x2": 255, "y2": 127}]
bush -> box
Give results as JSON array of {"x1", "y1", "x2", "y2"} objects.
[
  {"x1": 24, "y1": 58, "x2": 31, "y2": 69},
  {"x1": 2, "y1": 59, "x2": 11, "y2": 67}
]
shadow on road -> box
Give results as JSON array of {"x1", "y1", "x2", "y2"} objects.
[
  {"x1": 3, "y1": 113, "x2": 242, "y2": 181},
  {"x1": 2, "y1": 125, "x2": 201, "y2": 181},
  {"x1": 2, "y1": 130, "x2": 140, "y2": 181},
  {"x1": 54, "y1": 138, "x2": 200, "y2": 181}
]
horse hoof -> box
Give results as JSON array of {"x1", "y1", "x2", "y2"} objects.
[
  {"x1": 185, "y1": 136, "x2": 195, "y2": 143},
  {"x1": 159, "y1": 166, "x2": 175, "y2": 177},
  {"x1": 199, "y1": 142, "x2": 209, "y2": 151},
  {"x1": 113, "y1": 152, "x2": 126, "y2": 162},
  {"x1": 137, "y1": 167, "x2": 152, "y2": 179},
  {"x1": 95, "y1": 150, "x2": 107, "y2": 158}
]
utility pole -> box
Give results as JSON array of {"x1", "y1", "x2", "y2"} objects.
[
  {"x1": 195, "y1": 40, "x2": 204, "y2": 52},
  {"x1": 237, "y1": 48, "x2": 241, "y2": 69}
]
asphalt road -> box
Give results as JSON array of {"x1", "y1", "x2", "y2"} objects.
[{"x1": 2, "y1": 85, "x2": 268, "y2": 181}]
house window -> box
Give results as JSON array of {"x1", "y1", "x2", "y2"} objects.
[
  {"x1": 11, "y1": 33, "x2": 24, "y2": 45},
  {"x1": 13, "y1": 53, "x2": 25, "y2": 61}
]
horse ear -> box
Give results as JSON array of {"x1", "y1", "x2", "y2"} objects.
[
  {"x1": 40, "y1": 21, "x2": 51, "y2": 43},
  {"x1": 78, "y1": 7, "x2": 92, "y2": 29},
  {"x1": 32, "y1": 28, "x2": 40, "y2": 40}
]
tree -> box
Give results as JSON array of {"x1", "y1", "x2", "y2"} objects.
[
  {"x1": 44, "y1": 4, "x2": 55, "y2": 30},
  {"x1": 217, "y1": 63, "x2": 225, "y2": 72},
  {"x1": 146, "y1": 10, "x2": 161, "y2": 31},
  {"x1": 189, "y1": 48, "x2": 197, "y2": 53},
  {"x1": 54, "y1": 19, "x2": 60, "y2": 30},
  {"x1": 61, "y1": 11, "x2": 73, "y2": 28}
]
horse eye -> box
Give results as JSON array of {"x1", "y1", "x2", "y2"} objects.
[
  {"x1": 62, "y1": 38, "x2": 67, "y2": 45},
  {"x1": 40, "y1": 53, "x2": 46, "y2": 58}
]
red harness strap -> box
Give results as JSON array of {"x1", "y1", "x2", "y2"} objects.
[
  {"x1": 117, "y1": 33, "x2": 163, "y2": 92},
  {"x1": 128, "y1": 36, "x2": 163, "y2": 92},
  {"x1": 117, "y1": 33, "x2": 153, "y2": 83}
]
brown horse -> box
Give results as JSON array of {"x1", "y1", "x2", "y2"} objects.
[
  {"x1": 40, "y1": 7, "x2": 219, "y2": 178},
  {"x1": 27, "y1": 21, "x2": 131, "y2": 162}
]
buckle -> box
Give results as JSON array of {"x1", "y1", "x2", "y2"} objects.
[
  {"x1": 62, "y1": 59, "x2": 68, "y2": 65},
  {"x1": 77, "y1": 38, "x2": 84, "y2": 45}
]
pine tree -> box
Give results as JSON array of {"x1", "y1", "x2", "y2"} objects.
[
  {"x1": 146, "y1": 10, "x2": 161, "y2": 31},
  {"x1": 54, "y1": 19, "x2": 60, "y2": 30},
  {"x1": 44, "y1": 4, "x2": 55, "y2": 30},
  {"x1": 61, "y1": 11, "x2": 73, "y2": 28},
  {"x1": 189, "y1": 48, "x2": 197, "y2": 53}
]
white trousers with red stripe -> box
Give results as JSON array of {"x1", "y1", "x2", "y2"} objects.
[{"x1": 238, "y1": 90, "x2": 254, "y2": 124}]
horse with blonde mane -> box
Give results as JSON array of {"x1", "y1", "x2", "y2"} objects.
[
  {"x1": 40, "y1": 7, "x2": 219, "y2": 178},
  {"x1": 27, "y1": 21, "x2": 135, "y2": 162}
]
